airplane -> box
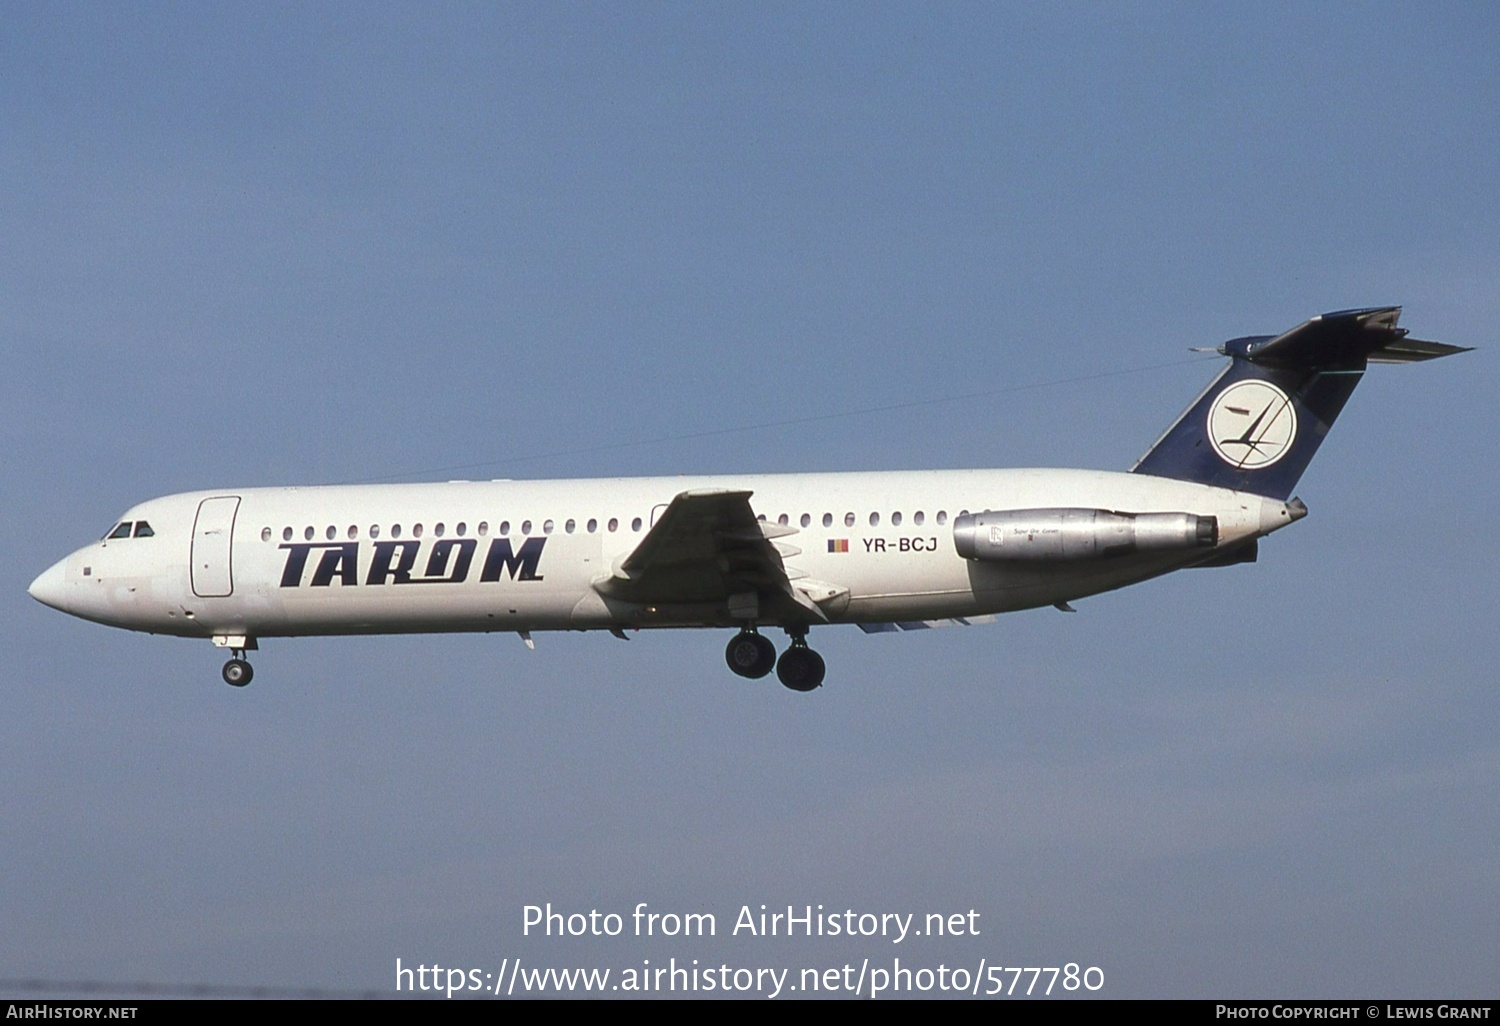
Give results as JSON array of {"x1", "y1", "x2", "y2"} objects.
[{"x1": 28, "y1": 307, "x2": 1468, "y2": 692}]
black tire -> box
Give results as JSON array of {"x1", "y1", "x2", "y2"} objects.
[
  {"x1": 725, "y1": 632, "x2": 776, "y2": 679},
  {"x1": 222, "y1": 658, "x2": 253, "y2": 687},
  {"x1": 775, "y1": 646, "x2": 825, "y2": 692}
]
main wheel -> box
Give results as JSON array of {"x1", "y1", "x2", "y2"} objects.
[
  {"x1": 725, "y1": 631, "x2": 777, "y2": 679},
  {"x1": 222, "y1": 658, "x2": 254, "y2": 687},
  {"x1": 775, "y1": 646, "x2": 825, "y2": 692}
]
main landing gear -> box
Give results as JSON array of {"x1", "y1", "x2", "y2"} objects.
[
  {"x1": 724, "y1": 626, "x2": 826, "y2": 692},
  {"x1": 725, "y1": 630, "x2": 777, "y2": 679}
]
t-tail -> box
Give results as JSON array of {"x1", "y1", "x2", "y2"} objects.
[{"x1": 1131, "y1": 307, "x2": 1470, "y2": 499}]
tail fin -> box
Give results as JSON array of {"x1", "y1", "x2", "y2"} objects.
[{"x1": 1131, "y1": 307, "x2": 1469, "y2": 499}]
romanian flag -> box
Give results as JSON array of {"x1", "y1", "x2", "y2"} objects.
[{"x1": 828, "y1": 539, "x2": 849, "y2": 553}]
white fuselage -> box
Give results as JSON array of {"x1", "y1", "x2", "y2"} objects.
[{"x1": 29, "y1": 468, "x2": 1299, "y2": 642}]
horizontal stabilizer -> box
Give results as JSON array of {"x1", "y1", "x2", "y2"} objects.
[
  {"x1": 1219, "y1": 306, "x2": 1471, "y2": 368},
  {"x1": 1367, "y1": 336, "x2": 1473, "y2": 363},
  {"x1": 1134, "y1": 307, "x2": 1470, "y2": 499}
]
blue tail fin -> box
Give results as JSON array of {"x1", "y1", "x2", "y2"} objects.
[{"x1": 1131, "y1": 307, "x2": 1469, "y2": 499}]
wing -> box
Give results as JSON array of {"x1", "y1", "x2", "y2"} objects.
[{"x1": 594, "y1": 489, "x2": 839, "y2": 623}]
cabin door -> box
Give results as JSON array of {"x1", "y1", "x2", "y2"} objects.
[{"x1": 191, "y1": 496, "x2": 241, "y2": 598}]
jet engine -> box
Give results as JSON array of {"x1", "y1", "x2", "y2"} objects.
[{"x1": 952, "y1": 508, "x2": 1217, "y2": 562}]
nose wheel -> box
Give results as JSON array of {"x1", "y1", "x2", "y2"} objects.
[
  {"x1": 222, "y1": 654, "x2": 254, "y2": 687},
  {"x1": 213, "y1": 636, "x2": 258, "y2": 687}
]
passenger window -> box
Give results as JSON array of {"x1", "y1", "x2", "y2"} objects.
[
  {"x1": 632, "y1": 517, "x2": 642, "y2": 532},
  {"x1": 283, "y1": 527, "x2": 293, "y2": 542},
  {"x1": 565, "y1": 519, "x2": 575, "y2": 534},
  {"x1": 478, "y1": 521, "x2": 489, "y2": 536},
  {"x1": 587, "y1": 519, "x2": 597, "y2": 533},
  {"x1": 522, "y1": 520, "x2": 533, "y2": 535},
  {"x1": 456, "y1": 522, "x2": 467, "y2": 537},
  {"x1": 800, "y1": 513, "x2": 811, "y2": 528},
  {"x1": 370, "y1": 525, "x2": 381, "y2": 539},
  {"x1": 822, "y1": 513, "x2": 833, "y2": 528},
  {"x1": 108, "y1": 523, "x2": 133, "y2": 540},
  {"x1": 304, "y1": 526, "x2": 314, "y2": 541},
  {"x1": 325, "y1": 526, "x2": 336, "y2": 540},
  {"x1": 543, "y1": 519, "x2": 555, "y2": 534},
  {"x1": 869, "y1": 512, "x2": 879, "y2": 527},
  {"x1": 413, "y1": 524, "x2": 424, "y2": 538},
  {"x1": 500, "y1": 521, "x2": 510, "y2": 535},
  {"x1": 892, "y1": 512, "x2": 902, "y2": 526},
  {"x1": 778, "y1": 514, "x2": 789, "y2": 526},
  {"x1": 261, "y1": 527, "x2": 272, "y2": 542},
  {"x1": 936, "y1": 511, "x2": 947, "y2": 525},
  {"x1": 392, "y1": 525, "x2": 402, "y2": 539},
  {"x1": 844, "y1": 512, "x2": 855, "y2": 528},
  {"x1": 133, "y1": 522, "x2": 154, "y2": 538},
  {"x1": 914, "y1": 511, "x2": 925, "y2": 526},
  {"x1": 435, "y1": 523, "x2": 446, "y2": 538},
  {"x1": 608, "y1": 518, "x2": 618, "y2": 532},
  {"x1": 347, "y1": 525, "x2": 358, "y2": 540}
]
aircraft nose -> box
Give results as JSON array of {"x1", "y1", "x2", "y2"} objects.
[{"x1": 28, "y1": 558, "x2": 71, "y2": 612}]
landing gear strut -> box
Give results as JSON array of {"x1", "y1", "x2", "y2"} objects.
[{"x1": 725, "y1": 629, "x2": 777, "y2": 679}]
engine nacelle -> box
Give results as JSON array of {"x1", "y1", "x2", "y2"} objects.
[{"x1": 952, "y1": 508, "x2": 1218, "y2": 562}]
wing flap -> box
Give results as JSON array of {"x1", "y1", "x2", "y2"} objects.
[{"x1": 857, "y1": 615, "x2": 997, "y2": 634}]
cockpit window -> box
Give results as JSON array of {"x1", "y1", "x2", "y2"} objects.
[
  {"x1": 133, "y1": 521, "x2": 154, "y2": 538},
  {"x1": 106, "y1": 522, "x2": 132, "y2": 540}
]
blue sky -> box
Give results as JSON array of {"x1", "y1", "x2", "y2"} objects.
[{"x1": 3, "y1": 3, "x2": 1495, "y2": 998}]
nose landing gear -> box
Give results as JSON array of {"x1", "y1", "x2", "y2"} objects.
[
  {"x1": 221, "y1": 657, "x2": 254, "y2": 687},
  {"x1": 213, "y1": 636, "x2": 258, "y2": 687}
]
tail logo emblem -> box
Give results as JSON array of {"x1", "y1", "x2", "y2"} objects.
[{"x1": 1207, "y1": 380, "x2": 1297, "y2": 469}]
